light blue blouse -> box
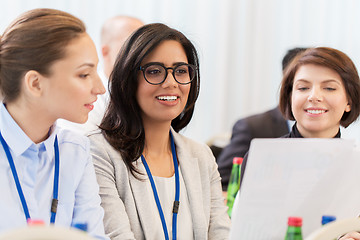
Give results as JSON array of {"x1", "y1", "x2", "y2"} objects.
[{"x1": 0, "y1": 103, "x2": 108, "y2": 240}]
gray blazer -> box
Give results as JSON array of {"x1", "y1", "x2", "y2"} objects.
[{"x1": 89, "y1": 129, "x2": 230, "y2": 240}]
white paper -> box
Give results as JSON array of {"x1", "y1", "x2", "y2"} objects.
[{"x1": 230, "y1": 138, "x2": 360, "y2": 240}]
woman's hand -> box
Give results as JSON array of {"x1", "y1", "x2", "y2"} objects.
[{"x1": 339, "y1": 231, "x2": 360, "y2": 240}]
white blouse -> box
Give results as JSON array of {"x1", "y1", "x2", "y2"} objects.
[{"x1": 151, "y1": 169, "x2": 194, "y2": 240}]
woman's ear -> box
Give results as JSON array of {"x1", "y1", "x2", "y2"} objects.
[
  {"x1": 345, "y1": 103, "x2": 351, "y2": 112},
  {"x1": 23, "y1": 70, "x2": 43, "y2": 97}
]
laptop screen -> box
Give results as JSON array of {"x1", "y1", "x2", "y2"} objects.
[{"x1": 229, "y1": 138, "x2": 360, "y2": 239}]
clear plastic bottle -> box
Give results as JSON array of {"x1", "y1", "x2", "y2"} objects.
[
  {"x1": 226, "y1": 157, "x2": 243, "y2": 218},
  {"x1": 285, "y1": 216, "x2": 303, "y2": 240}
]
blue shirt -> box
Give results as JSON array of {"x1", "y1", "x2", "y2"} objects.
[{"x1": 0, "y1": 104, "x2": 109, "y2": 240}]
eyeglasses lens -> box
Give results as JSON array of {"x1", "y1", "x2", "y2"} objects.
[{"x1": 144, "y1": 64, "x2": 195, "y2": 84}]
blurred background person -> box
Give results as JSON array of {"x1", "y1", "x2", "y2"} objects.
[
  {"x1": 101, "y1": 15, "x2": 144, "y2": 80},
  {"x1": 217, "y1": 47, "x2": 307, "y2": 191},
  {"x1": 94, "y1": 15, "x2": 144, "y2": 126}
]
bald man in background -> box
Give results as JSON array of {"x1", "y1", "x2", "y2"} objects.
[
  {"x1": 57, "y1": 16, "x2": 144, "y2": 133},
  {"x1": 100, "y1": 16, "x2": 144, "y2": 79},
  {"x1": 90, "y1": 16, "x2": 144, "y2": 130}
]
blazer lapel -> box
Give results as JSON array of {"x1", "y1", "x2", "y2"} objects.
[
  {"x1": 173, "y1": 131, "x2": 208, "y2": 239},
  {"x1": 129, "y1": 159, "x2": 159, "y2": 239}
]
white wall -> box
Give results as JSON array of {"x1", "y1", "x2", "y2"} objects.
[{"x1": 1, "y1": 0, "x2": 360, "y2": 143}]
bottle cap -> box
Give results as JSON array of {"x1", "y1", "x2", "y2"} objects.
[
  {"x1": 288, "y1": 216, "x2": 302, "y2": 227},
  {"x1": 233, "y1": 157, "x2": 243, "y2": 165},
  {"x1": 322, "y1": 215, "x2": 336, "y2": 225},
  {"x1": 27, "y1": 219, "x2": 45, "y2": 226},
  {"x1": 72, "y1": 222, "x2": 88, "y2": 232}
]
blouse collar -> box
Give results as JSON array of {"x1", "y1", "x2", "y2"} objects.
[{"x1": 289, "y1": 123, "x2": 341, "y2": 138}]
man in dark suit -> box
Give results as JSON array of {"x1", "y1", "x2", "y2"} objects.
[{"x1": 217, "y1": 47, "x2": 307, "y2": 191}]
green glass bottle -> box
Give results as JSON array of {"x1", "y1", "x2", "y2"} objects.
[
  {"x1": 285, "y1": 217, "x2": 303, "y2": 240},
  {"x1": 226, "y1": 157, "x2": 243, "y2": 218}
]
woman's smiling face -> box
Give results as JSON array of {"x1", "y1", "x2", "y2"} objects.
[
  {"x1": 136, "y1": 40, "x2": 191, "y2": 126},
  {"x1": 291, "y1": 64, "x2": 351, "y2": 138}
]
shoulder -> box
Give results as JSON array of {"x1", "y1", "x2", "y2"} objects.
[
  {"x1": 172, "y1": 131, "x2": 215, "y2": 170},
  {"x1": 232, "y1": 108, "x2": 276, "y2": 130},
  {"x1": 173, "y1": 131, "x2": 213, "y2": 155},
  {"x1": 55, "y1": 128, "x2": 91, "y2": 170},
  {"x1": 56, "y1": 127, "x2": 89, "y2": 152},
  {"x1": 88, "y1": 131, "x2": 119, "y2": 159},
  {"x1": 87, "y1": 131, "x2": 130, "y2": 172},
  {"x1": 230, "y1": 111, "x2": 271, "y2": 137},
  {"x1": 245, "y1": 107, "x2": 280, "y2": 123},
  {"x1": 88, "y1": 130, "x2": 107, "y2": 146}
]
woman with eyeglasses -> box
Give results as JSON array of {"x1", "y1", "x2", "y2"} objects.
[{"x1": 89, "y1": 23, "x2": 230, "y2": 240}]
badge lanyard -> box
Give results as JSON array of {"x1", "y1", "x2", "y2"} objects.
[
  {"x1": 0, "y1": 131, "x2": 59, "y2": 224},
  {"x1": 141, "y1": 131, "x2": 180, "y2": 240}
]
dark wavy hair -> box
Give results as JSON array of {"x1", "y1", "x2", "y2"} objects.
[
  {"x1": 100, "y1": 23, "x2": 200, "y2": 177},
  {"x1": 279, "y1": 47, "x2": 360, "y2": 128}
]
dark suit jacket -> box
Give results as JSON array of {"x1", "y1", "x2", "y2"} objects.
[{"x1": 217, "y1": 107, "x2": 289, "y2": 190}]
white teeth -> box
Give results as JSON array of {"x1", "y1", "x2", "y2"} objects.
[
  {"x1": 157, "y1": 96, "x2": 178, "y2": 101},
  {"x1": 307, "y1": 109, "x2": 325, "y2": 114}
]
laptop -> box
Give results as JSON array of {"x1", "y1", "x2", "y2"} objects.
[{"x1": 229, "y1": 138, "x2": 360, "y2": 239}]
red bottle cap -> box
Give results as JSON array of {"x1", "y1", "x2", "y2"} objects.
[
  {"x1": 288, "y1": 217, "x2": 302, "y2": 227},
  {"x1": 27, "y1": 219, "x2": 45, "y2": 226},
  {"x1": 233, "y1": 157, "x2": 243, "y2": 165}
]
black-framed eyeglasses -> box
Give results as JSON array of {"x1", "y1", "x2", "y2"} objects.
[{"x1": 139, "y1": 63, "x2": 197, "y2": 85}]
